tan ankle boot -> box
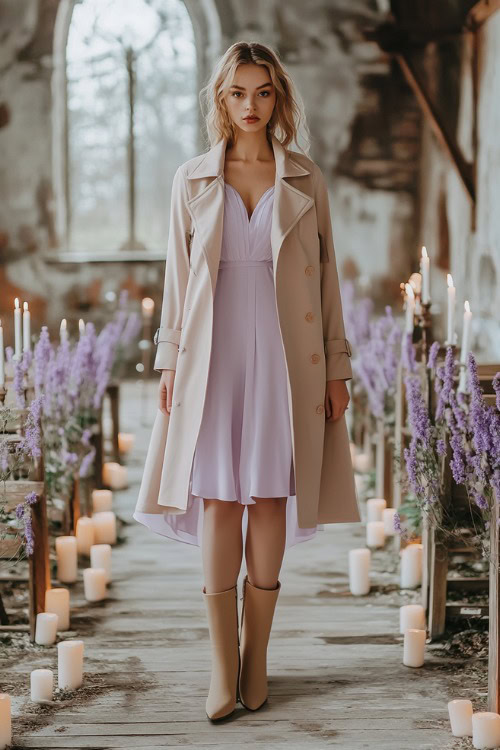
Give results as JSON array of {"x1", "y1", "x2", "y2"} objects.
[
  {"x1": 202, "y1": 584, "x2": 240, "y2": 721},
  {"x1": 238, "y1": 574, "x2": 281, "y2": 711}
]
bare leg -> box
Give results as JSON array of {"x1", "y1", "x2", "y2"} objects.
[
  {"x1": 202, "y1": 499, "x2": 245, "y2": 593},
  {"x1": 245, "y1": 497, "x2": 287, "y2": 588}
]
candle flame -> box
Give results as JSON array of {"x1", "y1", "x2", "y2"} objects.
[
  {"x1": 422, "y1": 246, "x2": 428, "y2": 259},
  {"x1": 447, "y1": 273, "x2": 454, "y2": 288},
  {"x1": 23, "y1": 301, "x2": 28, "y2": 311},
  {"x1": 405, "y1": 283, "x2": 415, "y2": 299},
  {"x1": 464, "y1": 300, "x2": 471, "y2": 313},
  {"x1": 14, "y1": 297, "x2": 19, "y2": 308}
]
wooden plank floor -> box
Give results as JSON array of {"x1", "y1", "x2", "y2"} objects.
[{"x1": 7, "y1": 380, "x2": 463, "y2": 749}]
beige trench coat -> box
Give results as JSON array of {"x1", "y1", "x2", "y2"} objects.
[{"x1": 135, "y1": 134, "x2": 361, "y2": 529}]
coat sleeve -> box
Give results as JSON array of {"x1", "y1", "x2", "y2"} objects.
[
  {"x1": 313, "y1": 164, "x2": 352, "y2": 381},
  {"x1": 153, "y1": 166, "x2": 192, "y2": 373}
]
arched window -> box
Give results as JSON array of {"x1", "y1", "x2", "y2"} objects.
[{"x1": 58, "y1": 0, "x2": 197, "y2": 254}]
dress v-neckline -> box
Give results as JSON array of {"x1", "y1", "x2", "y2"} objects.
[{"x1": 225, "y1": 182, "x2": 275, "y2": 222}]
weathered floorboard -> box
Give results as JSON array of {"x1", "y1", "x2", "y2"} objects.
[{"x1": 8, "y1": 380, "x2": 460, "y2": 749}]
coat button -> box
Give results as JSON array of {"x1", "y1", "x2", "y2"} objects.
[
  {"x1": 316, "y1": 404, "x2": 324, "y2": 415},
  {"x1": 305, "y1": 312, "x2": 315, "y2": 323},
  {"x1": 305, "y1": 265, "x2": 314, "y2": 276},
  {"x1": 175, "y1": 401, "x2": 181, "y2": 407},
  {"x1": 180, "y1": 346, "x2": 186, "y2": 353},
  {"x1": 311, "y1": 353, "x2": 320, "y2": 364}
]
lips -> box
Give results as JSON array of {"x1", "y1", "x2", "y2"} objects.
[{"x1": 244, "y1": 116, "x2": 259, "y2": 122}]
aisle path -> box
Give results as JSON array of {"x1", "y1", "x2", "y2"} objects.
[{"x1": 16, "y1": 380, "x2": 458, "y2": 749}]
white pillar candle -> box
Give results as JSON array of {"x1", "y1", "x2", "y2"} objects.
[
  {"x1": 420, "y1": 246, "x2": 430, "y2": 304},
  {"x1": 92, "y1": 511, "x2": 117, "y2": 545},
  {"x1": 405, "y1": 283, "x2": 415, "y2": 334},
  {"x1": 403, "y1": 628, "x2": 426, "y2": 667},
  {"x1": 383, "y1": 507, "x2": 397, "y2": 535},
  {"x1": 45, "y1": 587, "x2": 70, "y2": 631},
  {"x1": 13, "y1": 297, "x2": 22, "y2": 360},
  {"x1": 0, "y1": 693, "x2": 11, "y2": 750},
  {"x1": 354, "y1": 452, "x2": 371, "y2": 473},
  {"x1": 0, "y1": 321, "x2": 4, "y2": 388},
  {"x1": 400, "y1": 604, "x2": 426, "y2": 633},
  {"x1": 92, "y1": 489, "x2": 113, "y2": 513},
  {"x1": 400, "y1": 543, "x2": 423, "y2": 588},
  {"x1": 446, "y1": 273, "x2": 456, "y2": 345},
  {"x1": 366, "y1": 521, "x2": 385, "y2": 548},
  {"x1": 75, "y1": 516, "x2": 95, "y2": 556},
  {"x1": 90, "y1": 544, "x2": 112, "y2": 583},
  {"x1": 57, "y1": 640, "x2": 84, "y2": 690},
  {"x1": 448, "y1": 699, "x2": 473, "y2": 737},
  {"x1": 60, "y1": 318, "x2": 68, "y2": 344},
  {"x1": 31, "y1": 669, "x2": 54, "y2": 703},
  {"x1": 103, "y1": 462, "x2": 128, "y2": 490},
  {"x1": 118, "y1": 432, "x2": 135, "y2": 454},
  {"x1": 472, "y1": 712, "x2": 500, "y2": 749},
  {"x1": 349, "y1": 548, "x2": 371, "y2": 595},
  {"x1": 34, "y1": 612, "x2": 58, "y2": 645},
  {"x1": 79, "y1": 318, "x2": 85, "y2": 337},
  {"x1": 83, "y1": 567, "x2": 107, "y2": 602},
  {"x1": 367, "y1": 498, "x2": 387, "y2": 522},
  {"x1": 55, "y1": 536, "x2": 78, "y2": 583},
  {"x1": 22, "y1": 301, "x2": 31, "y2": 352}
]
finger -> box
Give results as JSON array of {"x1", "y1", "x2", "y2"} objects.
[{"x1": 325, "y1": 393, "x2": 332, "y2": 419}]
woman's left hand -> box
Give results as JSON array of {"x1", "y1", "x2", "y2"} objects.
[{"x1": 325, "y1": 379, "x2": 350, "y2": 422}]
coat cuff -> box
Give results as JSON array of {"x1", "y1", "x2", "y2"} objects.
[
  {"x1": 324, "y1": 338, "x2": 353, "y2": 380},
  {"x1": 153, "y1": 327, "x2": 181, "y2": 372}
]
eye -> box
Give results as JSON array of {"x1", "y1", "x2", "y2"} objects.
[
  {"x1": 231, "y1": 91, "x2": 242, "y2": 97},
  {"x1": 259, "y1": 91, "x2": 270, "y2": 97}
]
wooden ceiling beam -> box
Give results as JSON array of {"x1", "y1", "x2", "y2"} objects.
[{"x1": 394, "y1": 51, "x2": 476, "y2": 205}]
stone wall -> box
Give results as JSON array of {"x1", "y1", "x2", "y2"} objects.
[{"x1": 0, "y1": 0, "x2": 424, "y2": 361}]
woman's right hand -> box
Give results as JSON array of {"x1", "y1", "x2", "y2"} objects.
[{"x1": 159, "y1": 369, "x2": 176, "y2": 416}]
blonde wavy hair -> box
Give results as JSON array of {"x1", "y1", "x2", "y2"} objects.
[{"x1": 200, "y1": 41, "x2": 310, "y2": 155}]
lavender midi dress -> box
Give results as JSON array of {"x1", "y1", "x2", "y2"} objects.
[{"x1": 136, "y1": 182, "x2": 322, "y2": 548}]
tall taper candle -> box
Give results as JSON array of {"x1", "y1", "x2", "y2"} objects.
[
  {"x1": 79, "y1": 319, "x2": 85, "y2": 337},
  {"x1": 60, "y1": 318, "x2": 68, "y2": 344},
  {"x1": 405, "y1": 283, "x2": 415, "y2": 334},
  {"x1": 420, "y1": 246, "x2": 430, "y2": 304},
  {"x1": 460, "y1": 301, "x2": 472, "y2": 364},
  {"x1": 446, "y1": 274, "x2": 456, "y2": 345},
  {"x1": 23, "y1": 301, "x2": 31, "y2": 352},
  {"x1": 14, "y1": 297, "x2": 22, "y2": 360}
]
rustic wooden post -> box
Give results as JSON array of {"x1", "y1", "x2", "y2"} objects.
[
  {"x1": 375, "y1": 418, "x2": 385, "y2": 498},
  {"x1": 107, "y1": 381, "x2": 120, "y2": 463},
  {"x1": 28, "y1": 490, "x2": 51, "y2": 641}
]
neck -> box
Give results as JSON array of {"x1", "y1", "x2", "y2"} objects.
[{"x1": 227, "y1": 129, "x2": 273, "y2": 163}]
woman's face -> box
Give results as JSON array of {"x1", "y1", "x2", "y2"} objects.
[{"x1": 224, "y1": 63, "x2": 276, "y2": 135}]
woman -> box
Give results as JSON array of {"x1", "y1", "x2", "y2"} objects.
[{"x1": 134, "y1": 41, "x2": 360, "y2": 722}]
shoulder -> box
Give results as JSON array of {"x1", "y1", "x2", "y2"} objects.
[
  {"x1": 287, "y1": 148, "x2": 325, "y2": 187},
  {"x1": 175, "y1": 152, "x2": 208, "y2": 178}
]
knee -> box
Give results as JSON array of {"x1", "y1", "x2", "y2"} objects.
[
  {"x1": 249, "y1": 497, "x2": 287, "y2": 515},
  {"x1": 203, "y1": 499, "x2": 244, "y2": 523}
]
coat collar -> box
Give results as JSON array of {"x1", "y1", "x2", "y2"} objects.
[
  {"x1": 185, "y1": 133, "x2": 311, "y2": 181},
  {"x1": 185, "y1": 133, "x2": 314, "y2": 296}
]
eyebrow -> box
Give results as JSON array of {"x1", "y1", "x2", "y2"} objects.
[{"x1": 229, "y1": 83, "x2": 273, "y2": 90}]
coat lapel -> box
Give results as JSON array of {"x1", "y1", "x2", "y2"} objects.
[{"x1": 185, "y1": 134, "x2": 314, "y2": 294}]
